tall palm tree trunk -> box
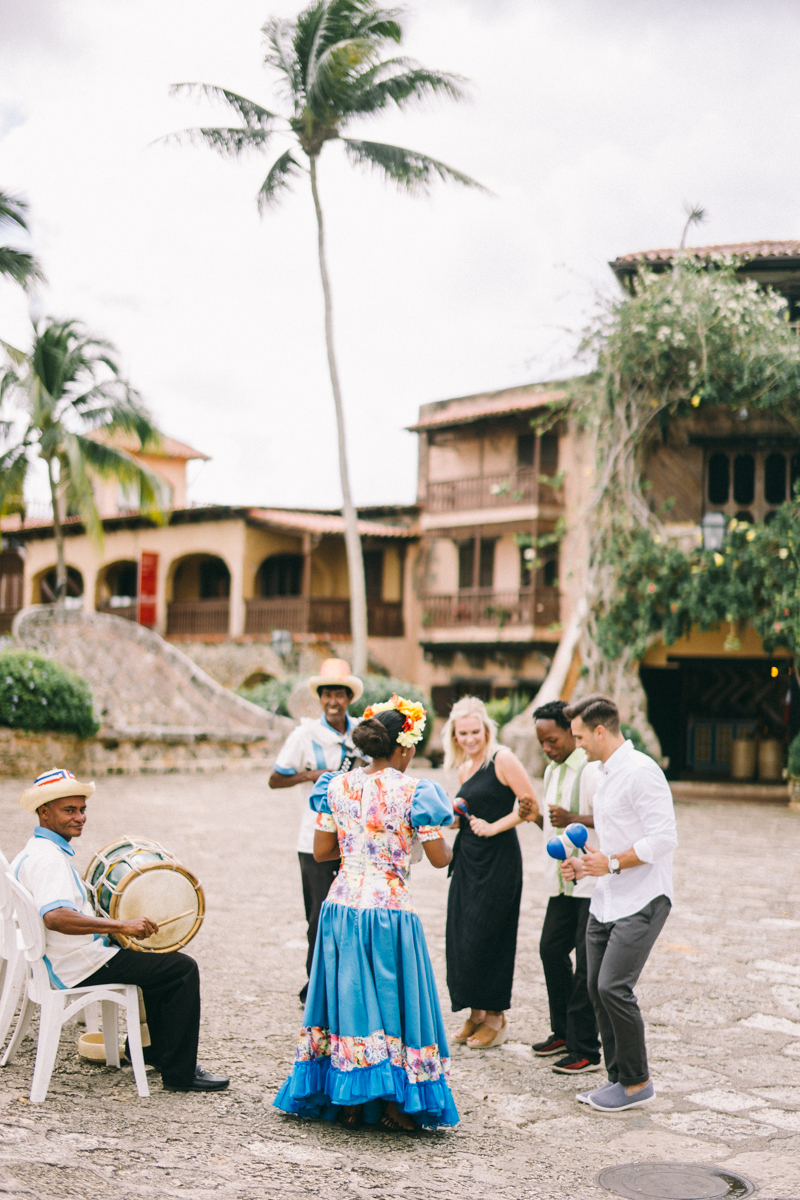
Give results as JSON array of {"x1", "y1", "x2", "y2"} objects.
[
  {"x1": 309, "y1": 155, "x2": 368, "y2": 675},
  {"x1": 46, "y1": 457, "x2": 67, "y2": 606}
]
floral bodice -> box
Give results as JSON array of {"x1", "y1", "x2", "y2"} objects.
[{"x1": 311, "y1": 767, "x2": 453, "y2": 912}]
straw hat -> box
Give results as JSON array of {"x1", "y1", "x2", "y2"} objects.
[
  {"x1": 306, "y1": 658, "x2": 363, "y2": 703},
  {"x1": 18, "y1": 768, "x2": 96, "y2": 815}
]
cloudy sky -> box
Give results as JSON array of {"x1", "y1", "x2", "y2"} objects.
[{"x1": 1, "y1": 0, "x2": 799, "y2": 510}]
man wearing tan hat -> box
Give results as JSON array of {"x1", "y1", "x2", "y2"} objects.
[
  {"x1": 11, "y1": 768, "x2": 229, "y2": 1092},
  {"x1": 269, "y1": 659, "x2": 363, "y2": 1003}
]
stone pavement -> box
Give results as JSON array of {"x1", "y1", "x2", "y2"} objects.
[{"x1": 0, "y1": 772, "x2": 797, "y2": 1198}]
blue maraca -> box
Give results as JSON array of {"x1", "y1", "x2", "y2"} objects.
[
  {"x1": 546, "y1": 836, "x2": 568, "y2": 860},
  {"x1": 564, "y1": 823, "x2": 588, "y2": 852}
]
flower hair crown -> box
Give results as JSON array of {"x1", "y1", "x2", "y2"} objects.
[{"x1": 362, "y1": 693, "x2": 427, "y2": 748}]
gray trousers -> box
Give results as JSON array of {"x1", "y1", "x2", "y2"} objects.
[{"x1": 586, "y1": 895, "x2": 671, "y2": 1087}]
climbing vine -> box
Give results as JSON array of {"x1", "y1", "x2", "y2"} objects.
[{"x1": 569, "y1": 257, "x2": 800, "y2": 747}]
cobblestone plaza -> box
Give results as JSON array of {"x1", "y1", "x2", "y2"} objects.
[{"x1": 0, "y1": 773, "x2": 797, "y2": 1198}]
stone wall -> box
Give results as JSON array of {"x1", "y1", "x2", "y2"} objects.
[{"x1": 0, "y1": 726, "x2": 286, "y2": 777}]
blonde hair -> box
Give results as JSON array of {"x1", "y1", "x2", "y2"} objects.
[{"x1": 442, "y1": 696, "x2": 499, "y2": 771}]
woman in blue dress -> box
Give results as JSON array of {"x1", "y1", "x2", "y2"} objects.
[{"x1": 274, "y1": 694, "x2": 458, "y2": 1132}]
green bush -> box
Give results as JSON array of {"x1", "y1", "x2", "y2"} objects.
[
  {"x1": 486, "y1": 693, "x2": 534, "y2": 731},
  {"x1": 237, "y1": 676, "x2": 295, "y2": 716},
  {"x1": 0, "y1": 650, "x2": 99, "y2": 739},
  {"x1": 788, "y1": 731, "x2": 800, "y2": 778},
  {"x1": 240, "y1": 672, "x2": 433, "y2": 752}
]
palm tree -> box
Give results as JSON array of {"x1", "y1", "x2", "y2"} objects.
[
  {"x1": 0, "y1": 191, "x2": 44, "y2": 289},
  {"x1": 165, "y1": 0, "x2": 483, "y2": 674},
  {"x1": 0, "y1": 319, "x2": 166, "y2": 603}
]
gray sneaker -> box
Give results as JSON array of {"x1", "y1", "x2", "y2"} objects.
[
  {"x1": 576, "y1": 1079, "x2": 614, "y2": 1104},
  {"x1": 585, "y1": 1080, "x2": 655, "y2": 1111}
]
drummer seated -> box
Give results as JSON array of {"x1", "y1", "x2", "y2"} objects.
[{"x1": 11, "y1": 769, "x2": 228, "y2": 1093}]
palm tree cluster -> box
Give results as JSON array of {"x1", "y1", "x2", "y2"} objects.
[{"x1": 167, "y1": 0, "x2": 482, "y2": 673}]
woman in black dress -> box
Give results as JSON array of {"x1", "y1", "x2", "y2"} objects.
[{"x1": 444, "y1": 696, "x2": 538, "y2": 1048}]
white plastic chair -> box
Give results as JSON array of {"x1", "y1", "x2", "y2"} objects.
[
  {"x1": 0, "y1": 855, "x2": 27, "y2": 1052},
  {"x1": 3, "y1": 875, "x2": 149, "y2": 1103}
]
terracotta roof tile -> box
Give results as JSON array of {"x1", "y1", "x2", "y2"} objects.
[
  {"x1": 408, "y1": 386, "x2": 566, "y2": 432},
  {"x1": 248, "y1": 509, "x2": 415, "y2": 538},
  {"x1": 611, "y1": 240, "x2": 800, "y2": 267}
]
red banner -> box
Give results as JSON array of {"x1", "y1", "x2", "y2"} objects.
[{"x1": 138, "y1": 552, "x2": 158, "y2": 626}]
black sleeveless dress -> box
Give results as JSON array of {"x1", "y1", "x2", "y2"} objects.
[{"x1": 445, "y1": 754, "x2": 523, "y2": 1013}]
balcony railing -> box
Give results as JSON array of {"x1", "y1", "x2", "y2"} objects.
[
  {"x1": 421, "y1": 587, "x2": 560, "y2": 630},
  {"x1": 97, "y1": 600, "x2": 138, "y2": 622},
  {"x1": 425, "y1": 470, "x2": 564, "y2": 515},
  {"x1": 244, "y1": 597, "x2": 404, "y2": 638},
  {"x1": 167, "y1": 598, "x2": 230, "y2": 636}
]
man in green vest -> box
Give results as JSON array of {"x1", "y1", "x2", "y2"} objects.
[{"x1": 527, "y1": 700, "x2": 602, "y2": 1074}]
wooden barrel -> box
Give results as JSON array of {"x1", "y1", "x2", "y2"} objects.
[
  {"x1": 731, "y1": 738, "x2": 756, "y2": 780},
  {"x1": 758, "y1": 739, "x2": 784, "y2": 782}
]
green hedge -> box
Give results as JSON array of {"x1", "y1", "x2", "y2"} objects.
[
  {"x1": 239, "y1": 673, "x2": 433, "y2": 753},
  {"x1": 0, "y1": 650, "x2": 99, "y2": 739}
]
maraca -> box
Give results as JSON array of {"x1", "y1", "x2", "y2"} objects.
[
  {"x1": 546, "y1": 835, "x2": 568, "y2": 860},
  {"x1": 453, "y1": 797, "x2": 469, "y2": 819},
  {"x1": 564, "y1": 822, "x2": 588, "y2": 852}
]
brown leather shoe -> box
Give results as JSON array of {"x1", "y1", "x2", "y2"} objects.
[{"x1": 466, "y1": 1018, "x2": 508, "y2": 1049}]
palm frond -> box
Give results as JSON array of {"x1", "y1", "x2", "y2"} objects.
[
  {"x1": 350, "y1": 63, "x2": 469, "y2": 115},
  {"x1": 0, "y1": 339, "x2": 27, "y2": 367},
  {"x1": 60, "y1": 432, "x2": 104, "y2": 548},
  {"x1": 160, "y1": 125, "x2": 273, "y2": 160},
  {"x1": 341, "y1": 138, "x2": 487, "y2": 194},
  {"x1": 263, "y1": 17, "x2": 305, "y2": 107},
  {"x1": 75, "y1": 435, "x2": 168, "y2": 518},
  {"x1": 0, "y1": 191, "x2": 29, "y2": 235},
  {"x1": 170, "y1": 83, "x2": 281, "y2": 128},
  {"x1": 257, "y1": 150, "x2": 305, "y2": 211},
  {"x1": 0, "y1": 247, "x2": 44, "y2": 289},
  {"x1": 0, "y1": 447, "x2": 29, "y2": 517},
  {"x1": 306, "y1": 37, "x2": 377, "y2": 110}
]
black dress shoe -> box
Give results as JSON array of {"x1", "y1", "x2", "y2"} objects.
[{"x1": 163, "y1": 1066, "x2": 230, "y2": 1092}]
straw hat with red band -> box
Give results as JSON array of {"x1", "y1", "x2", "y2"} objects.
[
  {"x1": 18, "y1": 768, "x2": 96, "y2": 815},
  {"x1": 306, "y1": 658, "x2": 363, "y2": 703}
]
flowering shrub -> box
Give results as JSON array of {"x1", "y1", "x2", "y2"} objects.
[{"x1": 0, "y1": 649, "x2": 99, "y2": 738}]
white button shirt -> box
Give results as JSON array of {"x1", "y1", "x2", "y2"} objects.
[
  {"x1": 589, "y1": 739, "x2": 677, "y2": 924},
  {"x1": 273, "y1": 715, "x2": 359, "y2": 853},
  {"x1": 11, "y1": 828, "x2": 119, "y2": 988}
]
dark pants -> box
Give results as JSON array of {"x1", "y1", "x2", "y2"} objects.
[
  {"x1": 586, "y1": 895, "x2": 671, "y2": 1087},
  {"x1": 80, "y1": 949, "x2": 200, "y2": 1087},
  {"x1": 298, "y1": 852, "x2": 339, "y2": 978},
  {"x1": 539, "y1": 894, "x2": 599, "y2": 1060}
]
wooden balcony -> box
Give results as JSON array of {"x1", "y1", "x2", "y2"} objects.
[
  {"x1": 166, "y1": 599, "x2": 230, "y2": 636},
  {"x1": 97, "y1": 601, "x2": 138, "y2": 622},
  {"x1": 425, "y1": 470, "x2": 563, "y2": 514},
  {"x1": 244, "y1": 597, "x2": 404, "y2": 638},
  {"x1": 421, "y1": 586, "x2": 560, "y2": 630}
]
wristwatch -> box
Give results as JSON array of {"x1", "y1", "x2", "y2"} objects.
[{"x1": 608, "y1": 856, "x2": 621, "y2": 875}]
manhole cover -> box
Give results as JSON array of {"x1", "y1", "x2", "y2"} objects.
[{"x1": 597, "y1": 1163, "x2": 755, "y2": 1200}]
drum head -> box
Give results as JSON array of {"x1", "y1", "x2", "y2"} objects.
[{"x1": 115, "y1": 866, "x2": 202, "y2": 952}]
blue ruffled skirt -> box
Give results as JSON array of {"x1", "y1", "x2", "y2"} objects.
[{"x1": 274, "y1": 901, "x2": 459, "y2": 1127}]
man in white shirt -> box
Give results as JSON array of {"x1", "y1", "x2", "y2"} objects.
[
  {"x1": 527, "y1": 700, "x2": 602, "y2": 1075},
  {"x1": 560, "y1": 695, "x2": 677, "y2": 1113},
  {"x1": 11, "y1": 768, "x2": 228, "y2": 1092},
  {"x1": 268, "y1": 658, "x2": 362, "y2": 1002}
]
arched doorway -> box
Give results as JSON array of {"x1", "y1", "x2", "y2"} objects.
[
  {"x1": 256, "y1": 554, "x2": 303, "y2": 597},
  {"x1": 36, "y1": 566, "x2": 84, "y2": 609},
  {"x1": 96, "y1": 560, "x2": 138, "y2": 621},
  {"x1": 0, "y1": 549, "x2": 24, "y2": 632},
  {"x1": 167, "y1": 554, "x2": 231, "y2": 636}
]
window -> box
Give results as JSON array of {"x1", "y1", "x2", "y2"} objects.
[
  {"x1": 540, "y1": 433, "x2": 559, "y2": 473},
  {"x1": 458, "y1": 541, "x2": 474, "y2": 591},
  {"x1": 517, "y1": 434, "x2": 534, "y2": 467},
  {"x1": 733, "y1": 454, "x2": 755, "y2": 505},
  {"x1": 363, "y1": 550, "x2": 384, "y2": 600},
  {"x1": 542, "y1": 557, "x2": 558, "y2": 588},
  {"x1": 458, "y1": 539, "x2": 495, "y2": 589},
  {"x1": 258, "y1": 554, "x2": 302, "y2": 597},
  {"x1": 708, "y1": 453, "x2": 729, "y2": 504},
  {"x1": 765, "y1": 453, "x2": 787, "y2": 505},
  {"x1": 199, "y1": 558, "x2": 230, "y2": 599}
]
